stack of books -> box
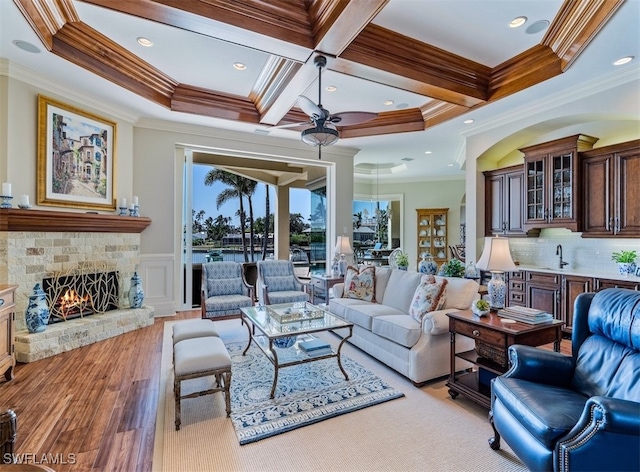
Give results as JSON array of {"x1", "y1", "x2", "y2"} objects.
[
  {"x1": 299, "y1": 338, "x2": 332, "y2": 357},
  {"x1": 498, "y1": 306, "x2": 554, "y2": 324}
]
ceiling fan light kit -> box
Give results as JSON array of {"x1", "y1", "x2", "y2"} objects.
[{"x1": 301, "y1": 125, "x2": 339, "y2": 147}]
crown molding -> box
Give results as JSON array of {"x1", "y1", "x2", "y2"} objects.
[{"x1": 0, "y1": 58, "x2": 139, "y2": 123}]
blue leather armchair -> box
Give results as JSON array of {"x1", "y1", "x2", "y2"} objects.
[{"x1": 489, "y1": 288, "x2": 640, "y2": 472}]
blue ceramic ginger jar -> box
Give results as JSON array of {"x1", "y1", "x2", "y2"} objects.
[
  {"x1": 418, "y1": 254, "x2": 438, "y2": 275},
  {"x1": 129, "y1": 271, "x2": 144, "y2": 309},
  {"x1": 25, "y1": 283, "x2": 50, "y2": 333}
]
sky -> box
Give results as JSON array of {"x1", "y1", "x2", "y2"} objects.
[{"x1": 191, "y1": 164, "x2": 311, "y2": 226}]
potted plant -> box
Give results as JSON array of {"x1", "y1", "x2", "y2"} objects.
[
  {"x1": 440, "y1": 258, "x2": 466, "y2": 278},
  {"x1": 396, "y1": 252, "x2": 409, "y2": 270},
  {"x1": 611, "y1": 250, "x2": 637, "y2": 276},
  {"x1": 472, "y1": 299, "x2": 490, "y2": 317}
]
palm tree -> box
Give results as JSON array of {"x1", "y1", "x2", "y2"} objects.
[
  {"x1": 262, "y1": 183, "x2": 270, "y2": 260},
  {"x1": 204, "y1": 169, "x2": 253, "y2": 261},
  {"x1": 243, "y1": 180, "x2": 258, "y2": 260}
]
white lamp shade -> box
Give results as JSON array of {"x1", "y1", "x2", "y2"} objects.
[
  {"x1": 335, "y1": 236, "x2": 353, "y2": 256},
  {"x1": 476, "y1": 237, "x2": 518, "y2": 272}
]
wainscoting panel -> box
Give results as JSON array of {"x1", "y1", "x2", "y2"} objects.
[{"x1": 139, "y1": 254, "x2": 175, "y2": 316}]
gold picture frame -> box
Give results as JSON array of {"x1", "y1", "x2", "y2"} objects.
[{"x1": 37, "y1": 95, "x2": 117, "y2": 211}]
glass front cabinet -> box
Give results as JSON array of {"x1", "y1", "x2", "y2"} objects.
[
  {"x1": 416, "y1": 208, "x2": 448, "y2": 266},
  {"x1": 520, "y1": 135, "x2": 598, "y2": 232}
]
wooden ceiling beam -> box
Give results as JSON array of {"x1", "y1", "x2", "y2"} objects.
[
  {"x1": 13, "y1": 0, "x2": 78, "y2": 50},
  {"x1": 339, "y1": 109, "x2": 425, "y2": 139}
]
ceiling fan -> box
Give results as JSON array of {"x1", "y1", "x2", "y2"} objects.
[{"x1": 274, "y1": 55, "x2": 378, "y2": 159}]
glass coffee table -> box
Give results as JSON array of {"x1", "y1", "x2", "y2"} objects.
[{"x1": 240, "y1": 302, "x2": 353, "y2": 398}]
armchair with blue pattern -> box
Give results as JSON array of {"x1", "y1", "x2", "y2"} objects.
[
  {"x1": 200, "y1": 261, "x2": 254, "y2": 320},
  {"x1": 256, "y1": 260, "x2": 309, "y2": 306},
  {"x1": 489, "y1": 288, "x2": 640, "y2": 472}
]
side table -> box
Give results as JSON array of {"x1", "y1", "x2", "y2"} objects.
[
  {"x1": 446, "y1": 310, "x2": 563, "y2": 408},
  {"x1": 309, "y1": 275, "x2": 343, "y2": 305}
]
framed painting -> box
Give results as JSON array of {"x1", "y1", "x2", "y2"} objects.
[{"x1": 37, "y1": 95, "x2": 117, "y2": 211}]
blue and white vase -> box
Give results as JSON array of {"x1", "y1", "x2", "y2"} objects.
[
  {"x1": 129, "y1": 271, "x2": 144, "y2": 308},
  {"x1": 418, "y1": 254, "x2": 438, "y2": 275},
  {"x1": 25, "y1": 283, "x2": 50, "y2": 333}
]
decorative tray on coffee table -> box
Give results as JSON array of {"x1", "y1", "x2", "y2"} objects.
[{"x1": 267, "y1": 303, "x2": 326, "y2": 324}]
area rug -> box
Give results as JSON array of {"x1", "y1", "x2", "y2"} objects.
[{"x1": 222, "y1": 341, "x2": 404, "y2": 444}]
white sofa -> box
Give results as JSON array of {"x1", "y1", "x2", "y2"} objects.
[{"x1": 329, "y1": 267, "x2": 478, "y2": 385}]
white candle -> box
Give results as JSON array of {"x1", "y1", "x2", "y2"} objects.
[
  {"x1": 129, "y1": 203, "x2": 135, "y2": 210},
  {"x1": 132, "y1": 195, "x2": 139, "y2": 206},
  {"x1": 119, "y1": 198, "x2": 126, "y2": 208},
  {"x1": 20, "y1": 195, "x2": 29, "y2": 206},
  {"x1": 2, "y1": 183, "x2": 11, "y2": 197}
]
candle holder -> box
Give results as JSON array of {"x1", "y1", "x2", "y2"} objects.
[
  {"x1": 0, "y1": 195, "x2": 13, "y2": 209},
  {"x1": 118, "y1": 206, "x2": 128, "y2": 216},
  {"x1": 128, "y1": 207, "x2": 135, "y2": 217},
  {"x1": 132, "y1": 205, "x2": 140, "y2": 217},
  {"x1": 18, "y1": 204, "x2": 32, "y2": 210}
]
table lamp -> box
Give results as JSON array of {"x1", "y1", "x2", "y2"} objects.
[
  {"x1": 334, "y1": 236, "x2": 353, "y2": 277},
  {"x1": 476, "y1": 236, "x2": 518, "y2": 310}
]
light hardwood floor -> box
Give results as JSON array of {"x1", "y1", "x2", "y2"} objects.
[{"x1": 0, "y1": 310, "x2": 570, "y2": 471}]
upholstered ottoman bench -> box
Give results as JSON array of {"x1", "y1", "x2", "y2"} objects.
[
  {"x1": 173, "y1": 337, "x2": 232, "y2": 430},
  {"x1": 172, "y1": 319, "x2": 219, "y2": 345}
]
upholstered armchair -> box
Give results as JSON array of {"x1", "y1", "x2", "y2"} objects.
[
  {"x1": 489, "y1": 288, "x2": 640, "y2": 472},
  {"x1": 256, "y1": 260, "x2": 309, "y2": 305},
  {"x1": 201, "y1": 261, "x2": 254, "y2": 320}
]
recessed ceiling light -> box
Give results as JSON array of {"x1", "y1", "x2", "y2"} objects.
[
  {"x1": 396, "y1": 103, "x2": 409, "y2": 109},
  {"x1": 424, "y1": 151, "x2": 432, "y2": 155},
  {"x1": 383, "y1": 100, "x2": 394, "y2": 106},
  {"x1": 12, "y1": 40, "x2": 40, "y2": 53},
  {"x1": 326, "y1": 85, "x2": 337, "y2": 92},
  {"x1": 136, "y1": 37, "x2": 153, "y2": 47},
  {"x1": 464, "y1": 119, "x2": 474, "y2": 124},
  {"x1": 509, "y1": 16, "x2": 527, "y2": 28},
  {"x1": 614, "y1": 56, "x2": 634, "y2": 66},
  {"x1": 525, "y1": 20, "x2": 550, "y2": 35},
  {"x1": 233, "y1": 62, "x2": 246, "y2": 70},
  {"x1": 447, "y1": 164, "x2": 454, "y2": 167}
]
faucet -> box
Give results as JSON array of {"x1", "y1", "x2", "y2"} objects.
[{"x1": 556, "y1": 244, "x2": 569, "y2": 269}]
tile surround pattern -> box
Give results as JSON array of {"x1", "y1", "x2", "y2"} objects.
[{"x1": 0, "y1": 231, "x2": 142, "y2": 332}]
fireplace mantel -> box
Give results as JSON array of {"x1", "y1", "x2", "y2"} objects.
[{"x1": 0, "y1": 208, "x2": 151, "y2": 233}]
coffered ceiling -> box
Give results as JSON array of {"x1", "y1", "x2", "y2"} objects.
[{"x1": 2, "y1": 0, "x2": 639, "y2": 182}]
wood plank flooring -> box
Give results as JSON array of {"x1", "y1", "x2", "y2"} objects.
[
  {"x1": 0, "y1": 310, "x2": 571, "y2": 471},
  {"x1": 0, "y1": 310, "x2": 199, "y2": 472}
]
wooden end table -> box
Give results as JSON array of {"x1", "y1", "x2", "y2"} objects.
[
  {"x1": 309, "y1": 274, "x2": 343, "y2": 305},
  {"x1": 446, "y1": 310, "x2": 564, "y2": 408}
]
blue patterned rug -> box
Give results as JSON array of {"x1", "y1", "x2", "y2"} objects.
[{"x1": 226, "y1": 341, "x2": 404, "y2": 445}]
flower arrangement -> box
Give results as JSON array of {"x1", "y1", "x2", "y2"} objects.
[{"x1": 472, "y1": 299, "x2": 490, "y2": 316}]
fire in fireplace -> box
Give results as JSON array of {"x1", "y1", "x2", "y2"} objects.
[{"x1": 42, "y1": 269, "x2": 119, "y2": 323}]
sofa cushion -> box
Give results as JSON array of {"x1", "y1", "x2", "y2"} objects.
[
  {"x1": 343, "y1": 266, "x2": 376, "y2": 301},
  {"x1": 265, "y1": 275, "x2": 295, "y2": 292},
  {"x1": 372, "y1": 314, "x2": 421, "y2": 348},
  {"x1": 343, "y1": 303, "x2": 406, "y2": 330},
  {"x1": 435, "y1": 276, "x2": 479, "y2": 309},
  {"x1": 329, "y1": 297, "x2": 371, "y2": 318},
  {"x1": 493, "y1": 377, "x2": 587, "y2": 449},
  {"x1": 381, "y1": 270, "x2": 423, "y2": 313},
  {"x1": 374, "y1": 266, "x2": 393, "y2": 302},
  {"x1": 409, "y1": 275, "x2": 448, "y2": 322}
]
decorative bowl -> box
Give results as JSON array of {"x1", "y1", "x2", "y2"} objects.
[{"x1": 273, "y1": 336, "x2": 297, "y2": 349}]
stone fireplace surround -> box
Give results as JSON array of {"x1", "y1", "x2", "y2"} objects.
[{"x1": 0, "y1": 208, "x2": 154, "y2": 362}]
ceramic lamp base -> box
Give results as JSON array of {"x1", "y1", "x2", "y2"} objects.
[{"x1": 487, "y1": 271, "x2": 506, "y2": 310}]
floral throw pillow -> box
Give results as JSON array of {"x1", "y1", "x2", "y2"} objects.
[
  {"x1": 343, "y1": 265, "x2": 376, "y2": 302},
  {"x1": 409, "y1": 274, "x2": 448, "y2": 322}
]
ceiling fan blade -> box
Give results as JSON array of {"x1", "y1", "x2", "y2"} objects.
[
  {"x1": 269, "y1": 121, "x2": 312, "y2": 129},
  {"x1": 330, "y1": 112, "x2": 378, "y2": 126},
  {"x1": 298, "y1": 95, "x2": 322, "y2": 118}
]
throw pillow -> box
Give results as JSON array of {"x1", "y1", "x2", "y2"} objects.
[
  {"x1": 409, "y1": 275, "x2": 448, "y2": 322},
  {"x1": 343, "y1": 265, "x2": 376, "y2": 302}
]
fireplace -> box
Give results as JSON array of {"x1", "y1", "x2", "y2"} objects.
[{"x1": 42, "y1": 267, "x2": 119, "y2": 323}]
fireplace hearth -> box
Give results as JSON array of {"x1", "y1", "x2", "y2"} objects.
[{"x1": 42, "y1": 263, "x2": 119, "y2": 323}]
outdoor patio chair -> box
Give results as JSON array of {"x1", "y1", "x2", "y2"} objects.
[{"x1": 256, "y1": 260, "x2": 310, "y2": 305}]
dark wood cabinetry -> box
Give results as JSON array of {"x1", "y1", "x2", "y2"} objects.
[
  {"x1": 0, "y1": 285, "x2": 17, "y2": 381},
  {"x1": 484, "y1": 165, "x2": 535, "y2": 237},
  {"x1": 526, "y1": 272, "x2": 562, "y2": 320},
  {"x1": 562, "y1": 275, "x2": 594, "y2": 334},
  {"x1": 595, "y1": 278, "x2": 640, "y2": 291},
  {"x1": 507, "y1": 271, "x2": 526, "y2": 307},
  {"x1": 581, "y1": 140, "x2": 640, "y2": 238},
  {"x1": 520, "y1": 135, "x2": 598, "y2": 232}
]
